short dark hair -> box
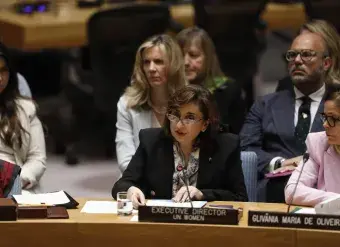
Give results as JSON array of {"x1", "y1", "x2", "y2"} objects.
[{"x1": 163, "y1": 84, "x2": 220, "y2": 144}]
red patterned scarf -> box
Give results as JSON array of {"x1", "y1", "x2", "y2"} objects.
[{"x1": 0, "y1": 160, "x2": 21, "y2": 198}]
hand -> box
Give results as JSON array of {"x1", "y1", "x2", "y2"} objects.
[
  {"x1": 272, "y1": 165, "x2": 296, "y2": 174},
  {"x1": 22, "y1": 181, "x2": 30, "y2": 189},
  {"x1": 172, "y1": 186, "x2": 203, "y2": 202},
  {"x1": 127, "y1": 186, "x2": 145, "y2": 209},
  {"x1": 20, "y1": 177, "x2": 32, "y2": 189},
  {"x1": 282, "y1": 155, "x2": 303, "y2": 167}
]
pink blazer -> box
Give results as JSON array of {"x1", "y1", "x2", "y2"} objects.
[{"x1": 285, "y1": 131, "x2": 340, "y2": 206}]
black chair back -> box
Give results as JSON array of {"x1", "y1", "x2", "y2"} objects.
[
  {"x1": 87, "y1": 3, "x2": 171, "y2": 116},
  {"x1": 192, "y1": 0, "x2": 267, "y2": 78}
]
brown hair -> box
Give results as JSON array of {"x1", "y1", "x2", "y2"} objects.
[
  {"x1": 124, "y1": 34, "x2": 186, "y2": 109},
  {"x1": 164, "y1": 84, "x2": 220, "y2": 144},
  {"x1": 301, "y1": 20, "x2": 340, "y2": 83},
  {"x1": 0, "y1": 42, "x2": 29, "y2": 149},
  {"x1": 324, "y1": 82, "x2": 340, "y2": 153},
  {"x1": 176, "y1": 27, "x2": 224, "y2": 88}
]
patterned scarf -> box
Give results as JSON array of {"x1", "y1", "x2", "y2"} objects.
[
  {"x1": 0, "y1": 160, "x2": 20, "y2": 198},
  {"x1": 172, "y1": 143, "x2": 200, "y2": 197}
]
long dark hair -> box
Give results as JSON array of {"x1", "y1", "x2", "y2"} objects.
[{"x1": 0, "y1": 42, "x2": 26, "y2": 148}]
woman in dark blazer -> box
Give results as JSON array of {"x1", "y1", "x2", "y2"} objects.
[
  {"x1": 176, "y1": 27, "x2": 246, "y2": 134},
  {"x1": 112, "y1": 85, "x2": 248, "y2": 208}
]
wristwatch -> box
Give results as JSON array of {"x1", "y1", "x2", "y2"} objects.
[{"x1": 274, "y1": 158, "x2": 284, "y2": 170}]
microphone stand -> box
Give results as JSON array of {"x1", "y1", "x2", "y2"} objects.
[{"x1": 287, "y1": 153, "x2": 309, "y2": 213}]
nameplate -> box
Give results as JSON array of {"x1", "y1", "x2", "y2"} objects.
[
  {"x1": 138, "y1": 206, "x2": 240, "y2": 225},
  {"x1": 249, "y1": 211, "x2": 340, "y2": 231}
]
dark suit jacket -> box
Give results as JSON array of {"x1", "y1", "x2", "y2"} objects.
[
  {"x1": 214, "y1": 80, "x2": 246, "y2": 134},
  {"x1": 112, "y1": 128, "x2": 248, "y2": 202},
  {"x1": 240, "y1": 89, "x2": 325, "y2": 177},
  {"x1": 276, "y1": 76, "x2": 293, "y2": 93}
]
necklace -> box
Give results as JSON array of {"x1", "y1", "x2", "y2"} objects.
[{"x1": 149, "y1": 100, "x2": 167, "y2": 115}]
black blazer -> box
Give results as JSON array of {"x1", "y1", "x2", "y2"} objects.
[
  {"x1": 213, "y1": 80, "x2": 246, "y2": 134},
  {"x1": 112, "y1": 128, "x2": 248, "y2": 202}
]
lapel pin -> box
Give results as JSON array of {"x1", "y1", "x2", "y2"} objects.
[{"x1": 302, "y1": 113, "x2": 308, "y2": 119}]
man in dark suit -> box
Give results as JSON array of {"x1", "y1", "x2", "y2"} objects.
[{"x1": 240, "y1": 31, "x2": 332, "y2": 202}]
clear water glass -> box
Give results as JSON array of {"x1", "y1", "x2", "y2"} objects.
[{"x1": 117, "y1": 192, "x2": 133, "y2": 216}]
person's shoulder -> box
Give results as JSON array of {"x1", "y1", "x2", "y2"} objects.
[
  {"x1": 16, "y1": 98, "x2": 36, "y2": 116},
  {"x1": 262, "y1": 90, "x2": 291, "y2": 101},
  {"x1": 215, "y1": 132, "x2": 239, "y2": 149},
  {"x1": 307, "y1": 131, "x2": 329, "y2": 151},
  {"x1": 139, "y1": 128, "x2": 166, "y2": 142}
]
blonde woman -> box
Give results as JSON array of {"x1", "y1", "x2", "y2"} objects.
[
  {"x1": 176, "y1": 27, "x2": 246, "y2": 134},
  {"x1": 116, "y1": 34, "x2": 186, "y2": 173}
]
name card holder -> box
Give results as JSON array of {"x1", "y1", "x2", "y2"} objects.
[
  {"x1": 138, "y1": 206, "x2": 242, "y2": 225},
  {"x1": 248, "y1": 210, "x2": 340, "y2": 231},
  {"x1": 0, "y1": 198, "x2": 17, "y2": 221}
]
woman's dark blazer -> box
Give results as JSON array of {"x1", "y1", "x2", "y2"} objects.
[{"x1": 112, "y1": 128, "x2": 248, "y2": 202}]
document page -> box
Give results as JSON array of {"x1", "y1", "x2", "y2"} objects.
[
  {"x1": 13, "y1": 191, "x2": 70, "y2": 206},
  {"x1": 146, "y1": 200, "x2": 207, "y2": 208}
]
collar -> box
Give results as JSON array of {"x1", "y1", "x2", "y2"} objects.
[{"x1": 294, "y1": 84, "x2": 325, "y2": 102}]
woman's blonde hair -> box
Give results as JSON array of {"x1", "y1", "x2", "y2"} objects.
[
  {"x1": 124, "y1": 34, "x2": 186, "y2": 109},
  {"x1": 301, "y1": 20, "x2": 340, "y2": 83},
  {"x1": 176, "y1": 27, "x2": 225, "y2": 88}
]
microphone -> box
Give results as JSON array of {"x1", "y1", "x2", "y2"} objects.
[
  {"x1": 176, "y1": 165, "x2": 193, "y2": 208},
  {"x1": 287, "y1": 152, "x2": 310, "y2": 213}
]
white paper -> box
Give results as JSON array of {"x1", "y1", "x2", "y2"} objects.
[
  {"x1": 130, "y1": 215, "x2": 139, "y2": 222},
  {"x1": 81, "y1": 201, "x2": 118, "y2": 214},
  {"x1": 13, "y1": 191, "x2": 70, "y2": 205},
  {"x1": 294, "y1": 207, "x2": 316, "y2": 214},
  {"x1": 146, "y1": 200, "x2": 207, "y2": 208}
]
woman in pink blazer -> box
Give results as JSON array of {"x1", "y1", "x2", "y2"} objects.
[{"x1": 285, "y1": 83, "x2": 340, "y2": 206}]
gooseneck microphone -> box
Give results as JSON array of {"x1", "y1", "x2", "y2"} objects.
[
  {"x1": 176, "y1": 165, "x2": 193, "y2": 208},
  {"x1": 287, "y1": 153, "x2": 310, "y2": 213}
]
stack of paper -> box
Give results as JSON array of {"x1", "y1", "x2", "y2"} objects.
[
  {"x1": 81, "y1": 201, "x2": 118, "y2": 214},
  {"x1": 13, "y1": 191, "x2": 70, "y2": 206},
  {"x1": 146, "y1": 200, "x2": 207, "y2": 208},
  {"x1": 294, "y1": 208, "x2": 316, "y2": 214}
]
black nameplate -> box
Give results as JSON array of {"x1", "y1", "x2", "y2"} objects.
[
  {"x1": 249, "y1": 211, "x2": 340, "y2": 231},
  {"x1": 138, "y1": 206, "x2": 240, "y2": 225}
]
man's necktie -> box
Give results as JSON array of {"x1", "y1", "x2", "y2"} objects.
[{"x1": 294, "y1": 96, "x2": 311, "y2": 153}]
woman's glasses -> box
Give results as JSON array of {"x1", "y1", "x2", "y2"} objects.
[
  {"x1": 320, "y1": 113, "x2": 340, "y2": 127},
  {"x1": 166, "y1": 113, "x2": 202, "y2": 125}
]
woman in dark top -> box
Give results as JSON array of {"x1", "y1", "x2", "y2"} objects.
[
  {"x1": 112, "y1": 85, "x2": 248, "y2": 209},
  {"x1": 176, "y1": 27, "x2": 246, "y2": 134}
]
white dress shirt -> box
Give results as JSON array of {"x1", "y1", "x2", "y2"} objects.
[
  {"x1": 268, "y1": 84, "x2": 325, "y2": 171},
  {"x1": 293, "y1": 84, "x2": 325, "y2": 129}
]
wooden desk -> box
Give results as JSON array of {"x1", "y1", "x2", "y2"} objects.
[
  {"x1": 1, "y1": 199, "x2": 340, "y2": 247},
  {"x1": 0, "y1": 3, "x2": 306, "y2": 51}
]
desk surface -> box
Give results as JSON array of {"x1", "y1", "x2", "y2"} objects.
[
  {"x1": 1, "y1": 198, "x2": 339, "y2": 247},
  {"x1": 0, "y1": 2, "x2": 306, "y2": 50}
]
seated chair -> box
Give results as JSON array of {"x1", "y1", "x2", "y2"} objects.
[
  {"x1": 61, "y1": 3, "x2": 182, "y2": 164},
  {"x1": 240, "y1": 151, "x2": 258, "y2": 202}
]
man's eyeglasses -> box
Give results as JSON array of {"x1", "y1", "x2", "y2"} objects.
[
  {"x1": 285, "y1": 49, "x2": 326, "y2": 62},
  {"x1": 166, "y1": 113, "x2": 202, "y2": 125},
  {"x1": 320, "y1": 113, "x2": 340, "y2": 127}
]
